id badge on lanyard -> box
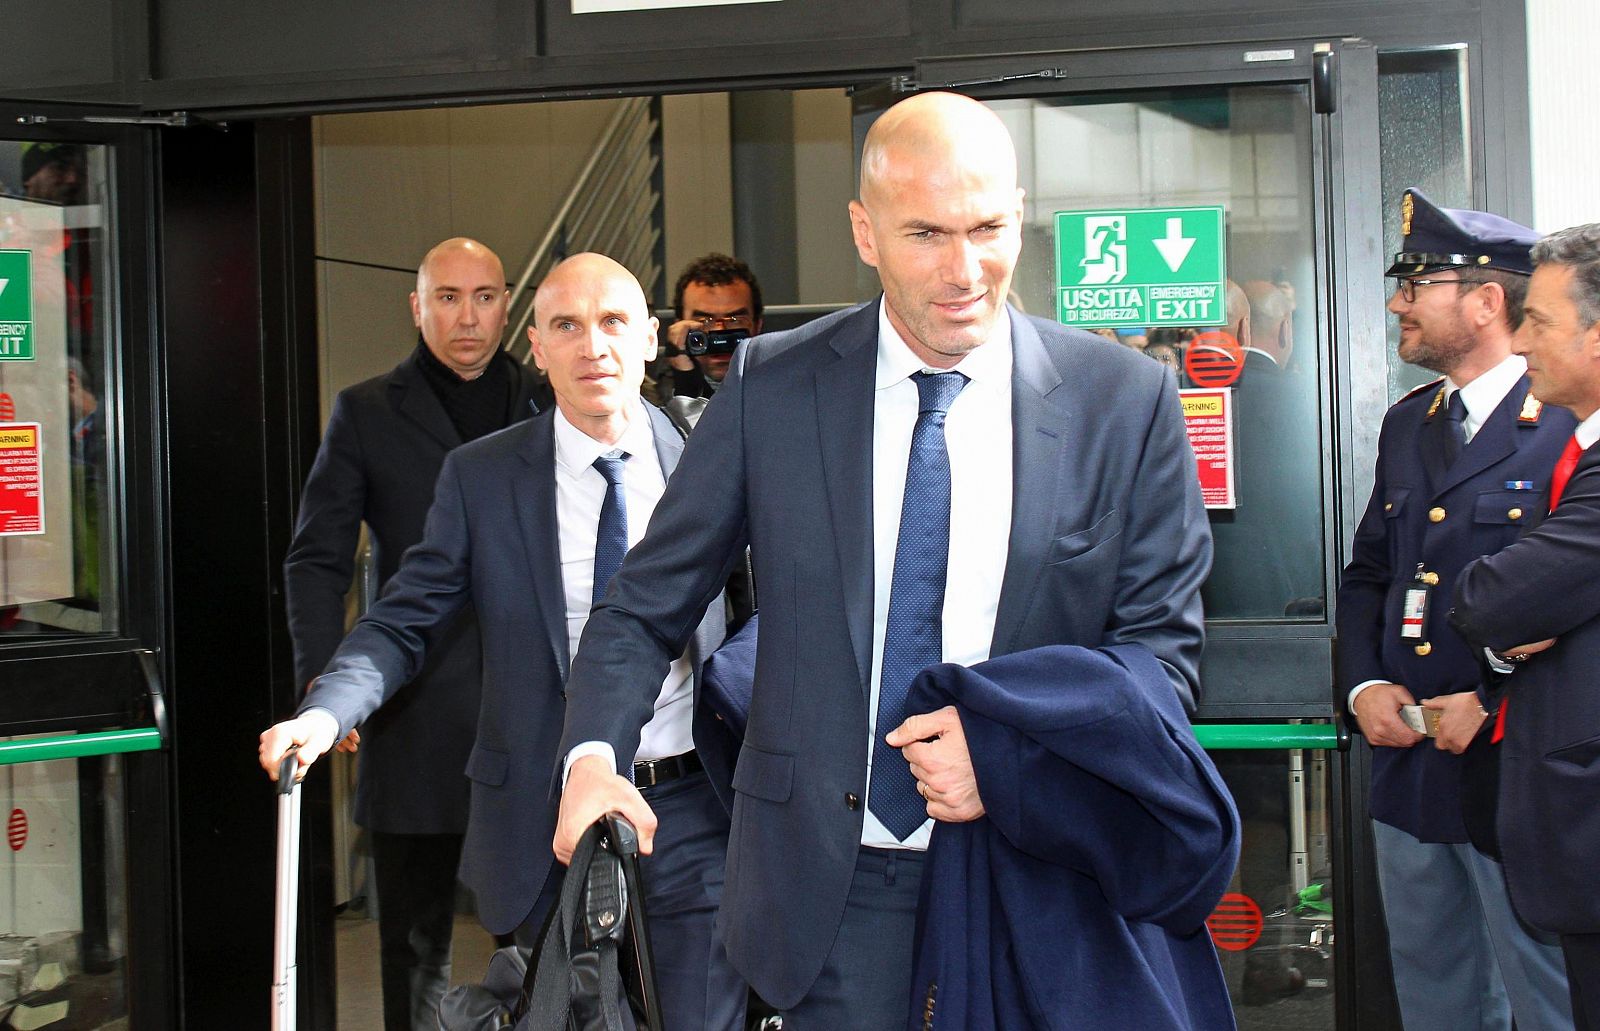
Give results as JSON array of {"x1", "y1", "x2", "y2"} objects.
[{"x1": 1401, "y1": 563, "x2": 1431, "y2": 640}]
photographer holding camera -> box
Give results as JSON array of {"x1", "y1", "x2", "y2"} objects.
[{"x1": 658, "y1": 253, "x2": 764, "y2": 400}]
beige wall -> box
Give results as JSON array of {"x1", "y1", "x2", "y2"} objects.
[
  {"x1": 312, "y1": 89, "x2": 861, "y2": 420},
  {"x1": 312, "y1": 99, "x2": 626, "y2": 421},
  {"x1": 661, "y1": 92, "x2": 735, "y2": 289},
  {"x1": 792, "y1": 89, "x2": 861, "y2": 305}
]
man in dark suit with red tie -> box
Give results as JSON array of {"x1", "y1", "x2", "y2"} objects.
[{"x1": 1452, "y1": 222, "x2": 1600, "y2": 1029}]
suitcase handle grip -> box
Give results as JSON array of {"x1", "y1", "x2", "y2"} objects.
[
  {"x1": 278, "y1": 751, "x2": 300, "y2": 795},
  {"x1": 603, "y1": 813, "x2": 640, "y2": 856}
]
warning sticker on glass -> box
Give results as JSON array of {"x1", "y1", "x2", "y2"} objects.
[
  {"x1": 1180, "y1": 388, "x2": 1236, "y2": 509},
  {"x1": 0, "y1": 422, "x2": 43, "y2": 536}
]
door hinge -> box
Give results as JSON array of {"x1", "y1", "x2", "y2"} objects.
[
  {"x1": 1311, "y1": 44, "x2": 1338, "y2": 114},
  {"x1": 15, "y1": 111, "x2": 225, "y2": 130}
]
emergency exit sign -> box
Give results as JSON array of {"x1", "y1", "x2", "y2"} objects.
[
  {"x1": 0, "y1": 250, "x2": 33, "y2": 361},
  {"x1": 1054, "y1": 206, "x2": 1227, "y2": 329}
]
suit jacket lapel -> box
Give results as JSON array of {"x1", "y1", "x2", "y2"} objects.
[
  {"x1": 992, "y1": 314, "x2": 1070, "y2": 656},
  {"x1": 389, "y1": 358, "x2": 462, "y2": 451},
  {"x1": 645, "y1": 403, "x2": 686, "y2": 478},
  {"x1": 816, "y1": 302, "x2": 880, "y2": 695},
  {"x1": 513, "y1": 413, "x2": 571, "y2": 682},
  {"x1": 1431, "y1": 378, "x2": 1528, "y2": 498}
]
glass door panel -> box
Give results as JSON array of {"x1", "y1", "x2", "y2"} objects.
[
  {"x1": 994, "y1": 86, "x2": 1328, "y2": 622},
  {"x1": 0, "y1": 750, "x2": 131, "y2": 1029},
  {"x1": 0, "y1": 139, "x2": 117, "y2": 639}
]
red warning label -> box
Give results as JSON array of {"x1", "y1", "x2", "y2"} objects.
[{"x1": 0, "y1": 422, "x2": 43, "y2": 536}]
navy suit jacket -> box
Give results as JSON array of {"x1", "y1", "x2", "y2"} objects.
[
  {"x1": 1337, "y1": 376, "x2": 1574, "y2": 843},
  {"x1": 299, "y1": 403, "x2": 729, "y2": 935},
  {"x1": 283, "y1": 350, "x2": 543, "y2": 835},
  {"x1": 906, "y1": 645, "x2": 1238, "y2": 1031},
  {"x1": 1451, "y1": 443, "x2": 1600, "y2": 933},
  {"x1": 560, "y1": 300, "x2": 1212, "y2": 1007}
]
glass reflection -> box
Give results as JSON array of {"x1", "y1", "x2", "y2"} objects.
[{"x1": 989, "y1": 88, "x2": 1326, "y2": 620}]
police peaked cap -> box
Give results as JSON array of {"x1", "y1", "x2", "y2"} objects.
[{"x1": 1386, "y1": 187, "x2": 1538, "y2": 278}]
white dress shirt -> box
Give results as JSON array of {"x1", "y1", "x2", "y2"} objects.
[
  {"x1": 555, "y1": 402, "x2": 695, "y2": 766},
  {"x1": 1576, "y1": 408, "x2": 1600, "y2": 451},
  {"x1": 862, "y1": 303, "x2": 1014, "y2": 850},
  {"x1": 1348, "y1": 353, "x2": 1530, "y2": 710}
]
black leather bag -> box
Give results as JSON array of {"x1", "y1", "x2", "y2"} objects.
[{"x1": 437, "y1": 815, "x2": 662, "y2": 1031}]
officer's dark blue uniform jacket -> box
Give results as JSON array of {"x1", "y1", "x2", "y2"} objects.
[
  {"x1": 904, "y1": 645, "x2": 1239, "y2": 1031},
  {"x1": 1338, "y1": 374, "x2": 1575, "y2": 843}
]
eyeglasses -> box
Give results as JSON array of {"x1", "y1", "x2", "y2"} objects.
[
  {"x1": 693, "y1": 314, "x2": 754, "y2": 331},
  {"x1": 1396, "y1": 276, "x2": 1487, "y2": 303}
]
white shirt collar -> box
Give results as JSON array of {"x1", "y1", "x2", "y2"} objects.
[
  {"x1": 1576, "y1": 409, "x2": 1600, "y2": 451},
  {"x1": 552, "y1": 398, "x2": 656, "y2": 476},
  {"x1": 874, "y1": 298, "x2": 1013, "y2": 390},
  {"x1": 1446, "y1": 353, "x2": 1526, "y2": 427}
]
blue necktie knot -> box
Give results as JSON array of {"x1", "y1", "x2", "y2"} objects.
[
  {"x1": 592, "y1": 451, "x2": 630, "y2": 605},
  {"x1": 912, "y1": 369, "x2": 969, "y2": 416}
]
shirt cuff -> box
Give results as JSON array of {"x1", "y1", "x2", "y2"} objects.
[
  {"x1": 1347, "y1": 680, "x2": 1388, "y2": 712},
  {"x1": 301, "y1": 706, "x2": 343, "y2": 741},
  {"x1": 1484, "y1": 647, "x2": 1517, "y2": 675},
  {"x1": 563, "y1": 742, "x2": 619, "y2": 786}
]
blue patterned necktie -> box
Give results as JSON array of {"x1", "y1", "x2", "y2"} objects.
[
  {"x1": 869, "y1": 369, "x2": 969, "y2": 841},
  {"x1": 591, "y1": 451, "x2": 630, "y2": 605}
]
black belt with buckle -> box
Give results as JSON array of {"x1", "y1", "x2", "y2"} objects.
[{"x1": 632, "y1": 750, "x2": 702, "y2": 789}]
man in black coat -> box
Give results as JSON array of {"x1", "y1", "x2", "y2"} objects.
[
  {"x1": 282, "y1": 237, "x2": 546, "y2": 1030},
  {"x1": 1452, "y1": 221, "x2": 1600, "y2": 1029}
]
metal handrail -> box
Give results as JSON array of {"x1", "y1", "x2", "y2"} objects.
[
  {"x1": 0, "y1": 728, "x2": 163, "y2": 767},
  {"x1": 502, "y1": 99, "x2": 643, "y2": 328},
  {"x1": 502, "y1": 96, "x2": 661, "y2": 359}
]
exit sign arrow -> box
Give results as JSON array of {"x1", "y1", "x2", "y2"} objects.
[
  {"x1": 1153, "y1": 217, "x2": 1196, "y2": 272},
  {"x1": 0, "y1": 279, "x2": 9, "y2": 300}
]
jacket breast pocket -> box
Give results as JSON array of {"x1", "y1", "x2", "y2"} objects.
[
  {"x1": 1048, "y1": 509, "x2": 1123, "y2": 566},
  {"x1": 1474, "y1": 489, "x2": 1536, "y2": 529},
  {"x1": 1384, "y1": 486, "x2": 1410, "y2": 521},
  {"x1": 732, "y1": 742, "x2": 794, "y2": 802},
  {"x1": 464, "y1": 744, "x2": 509, "y2": 787},
  {"x1": 1547, "y1": 733, "x2": 1600, "y2": 770}
]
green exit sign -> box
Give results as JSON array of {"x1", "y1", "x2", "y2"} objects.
[
  {"x1": 1054, "y1": 206, "x2": 1227, "y2": 329},
  {"x1": 0, "y1": 250, "x2": 34, "y2": 361}
]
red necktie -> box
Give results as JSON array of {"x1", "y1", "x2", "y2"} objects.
[{"x1": 1492, "y1": 432, "x2": 1585, "y2": 742}]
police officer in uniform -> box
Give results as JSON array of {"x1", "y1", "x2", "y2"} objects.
[{"x1": 1338, "y1": 189, "x2": 1575, "y2": 1030}]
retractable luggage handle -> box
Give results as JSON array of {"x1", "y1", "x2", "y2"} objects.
[{"x1": 273, "y1": 752, "x2": 302, "y2": 1031}]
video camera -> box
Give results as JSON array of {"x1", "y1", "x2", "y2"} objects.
[{"x1": 684, "y1": 326, "x2": 750, "y2": 357}]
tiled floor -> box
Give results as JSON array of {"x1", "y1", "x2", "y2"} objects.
[{"x1": 333, "y1": 913, "x2": 500, "y2": 1030}]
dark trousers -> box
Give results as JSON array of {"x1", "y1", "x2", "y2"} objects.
[
  {"x1": 371, "y1": 830, "x2": 464, "y2": 1031},
  {"x1": 515, "y1": 769, "x2": 746, "y2": 1031},
  {"x1": 781, "y1": 846, "x2": 925, "y2": 1030},
  {"x1": 1563, "y1": 933, "x2": 1600, "y2": 1031}
]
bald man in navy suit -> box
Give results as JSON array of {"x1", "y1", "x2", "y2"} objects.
[
  {"x1": 555, "y1": 93, "x2": 1214, "y2": 1027},
  {"x1": 264, "y1": 254, "x2": 746, "y2": 1031}
]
